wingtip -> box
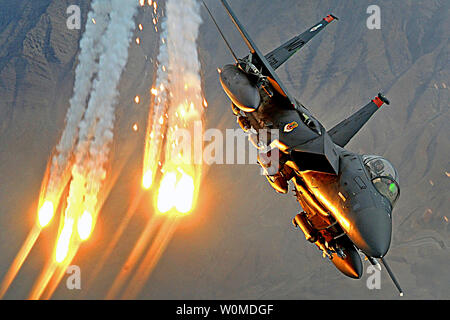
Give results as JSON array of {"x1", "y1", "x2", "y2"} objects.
[
  {"x1": 324, "y1": 14, "x2": 339, "y2": 23},
  {"x1": 373, "y1": 93, "x2": 390, "y2": 107},
  {"x1": 324, "y1": 15, "x2": 335, "y2": 23},
  {"x1": 378, "y1": 92, "x2": 390, "y2": 105}
]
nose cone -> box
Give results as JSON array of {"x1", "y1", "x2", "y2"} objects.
[{"x1": 349, "y1": 208, "x2": 392, "y2": 258}]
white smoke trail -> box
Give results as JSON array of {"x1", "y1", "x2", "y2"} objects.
[
  {"x1": 119, "y1": 1, "x2": 204, "y2": 296},
  {"x1": 143, "y1": 19, "x2": 169, "y2": 184},
  {"x1": 152, "y1": 21, "x2": 169, "y2": 144},
  {"x1": 150, "y1": 0, "x2": 204, "y2": 215},
  {"x1": 47, "y1": 0, "x2": 111, "y2": 196},
  {"x1": 83, "y1": 0, "x2": 139, "y2": 216},
  {"x1": 165, "y1": 0, "x2": 202, "y2": 98},
  {"x1": 64, "y1": 0, "x2": 138, "y2": 223},
  {"x1": 144, "y1": 0, "x2": 204, "y2": 186},
  {"x1": 164, "y1": 0, "x2": 203, "y2": 164}
]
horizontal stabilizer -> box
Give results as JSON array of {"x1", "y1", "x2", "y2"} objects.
[
  {"x1": 265, "y1": 14, "x2": 338, "y2": 70},
  {"x1": 328, "y1": 93, "x2": 389, "y2": 147}
]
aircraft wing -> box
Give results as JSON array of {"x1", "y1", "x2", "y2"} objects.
[
  {"x1": 265, "y1": 15, "x2": 338, "y2": 70},
  {"x1": 328, "y1": 94, "x2": 390, "y2": 147}
]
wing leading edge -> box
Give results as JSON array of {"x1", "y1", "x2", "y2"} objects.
[{"x1": 328, "y1": 94, "x2": 390, "y2": 147}]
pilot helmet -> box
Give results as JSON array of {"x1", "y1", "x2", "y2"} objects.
[{"x1": 373, "y1": 159, "x2": 385, "y2": 173}]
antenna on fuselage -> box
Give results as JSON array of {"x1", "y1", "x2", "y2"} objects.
[{"x1": 202, "y1": 0, "x2": 239, "y2": 63}]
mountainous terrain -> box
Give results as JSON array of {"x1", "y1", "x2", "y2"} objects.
[{"x1": 0, "y1": 0, "x2": 448, "y2": 299}]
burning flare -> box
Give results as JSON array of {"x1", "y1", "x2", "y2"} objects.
[
  {"x1": 55, "y1": 218, "x2": 75, "y2": 263},
  {"x1": 156, "y1": 171, "x2": 196, "y2": 214},
  {"x1": 174, "y1": 173, "x2": 195, "y2": 214},
  {"x1": 142, "y1": 170, "x2": 153, "y2": 190},
  {"x1": 157, "y1": 171, "x2": 177, "y2": 213},
  {"x1": 77, "y1": 211, "x2": 93, "y2": 241},
  {"x1": 37, "y1": 201, "x2": 54, "y2": 228}
]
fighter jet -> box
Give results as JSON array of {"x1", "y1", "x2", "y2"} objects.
[{"x1": 203, "y1": 0, "x2": 403, "y2": 295}]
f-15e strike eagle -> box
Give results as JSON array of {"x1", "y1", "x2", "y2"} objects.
[{"x1": 203, "y1": 0, "x2": 403, "y2": 295}]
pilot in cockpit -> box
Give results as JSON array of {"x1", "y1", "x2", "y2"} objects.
[
  {"x1": 363, "y1": 155, "x2": 400, "y2": 206},
  {"x1": 373, "y1": 159, "x2": 385, "y2": 175}
]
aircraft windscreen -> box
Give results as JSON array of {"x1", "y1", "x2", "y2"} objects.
[{"x1": 363, "y1": 155, "x2": 400, "y2": 206}]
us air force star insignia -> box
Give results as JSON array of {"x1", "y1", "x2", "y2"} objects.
[{"x1": 284, "y1": 121, "x2": 299, "y2": 133}]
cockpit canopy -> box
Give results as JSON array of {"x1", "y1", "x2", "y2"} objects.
[{"x1": 363, "y1": 155, "x2": 400, "y2": 206}]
